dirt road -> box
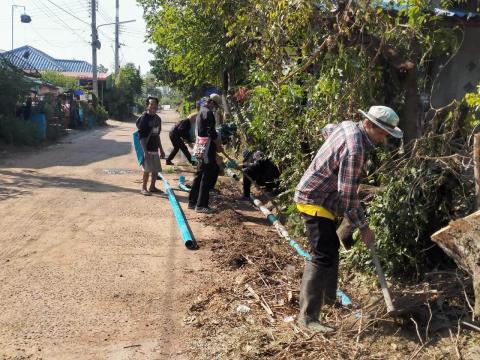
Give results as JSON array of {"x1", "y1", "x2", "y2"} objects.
[{"x1": 0, "y1": 110, "x2": 214, "y2": 359}]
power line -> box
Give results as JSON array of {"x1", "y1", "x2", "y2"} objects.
[
  {"x1": 29, "y1": 23, "x2": 75, "y2": 48},
  {"x1": 98, "y1": 3, "x2": 114, "y2": 23},
  {"x1": 34, "y1": 0, "x2": 90, "y2": 45},
  {"x1": 27, "y1": 3, "x2": 88, "y2": 14},
  {"x1": 43, "y1": 0, "x2": 90, "y2": 26}
]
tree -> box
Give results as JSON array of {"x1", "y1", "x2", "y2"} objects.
[
  {"x1": 97, "y1": 64, "x2": 109, "y2": 73},
  {"x1": 0, "y1": 59, "x2": 33, "y2": 117},
  {"x1": 143, "y1": 72, "x2": 162, "y2": 99},
  {"x1": 138, "y1": 0, "x2": 251, "y2": 93},
  {"x1": 104, "y1": 63, "x2": 143, "y2": 120},
  {"x1": 41, "y1": 71, "x2": 79, "y2": 89}
]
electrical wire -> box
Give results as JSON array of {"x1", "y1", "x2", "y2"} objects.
[
  {"x1": 26, "y1": 2, "x2": 89, "y2": 18},
  {"x1": 29, "y1": 23, "x2": 71, "y2": 48},
  {"x1": 34, "y1": 0, "x2": 90, "y2": 44},
  {"x1": 42, "y1": 0, "x2": 90, "y2": 25}
]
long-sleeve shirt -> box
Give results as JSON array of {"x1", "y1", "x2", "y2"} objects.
[
  {"x1": 171, "y1": 118, "x2": 194, "y2": 143},
  {"x1": 196, "y1": 106, "x2": 218, "y2": 161},
  {"x1": 294, "y1": 121, "x2": 375, "y2": 229}
]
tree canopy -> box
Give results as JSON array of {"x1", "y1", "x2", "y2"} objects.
[
  {"x1": 104, "y1": 63, "x2": 143, "y2": 120},
  {"x1": 139, "y1": 0, "x2": 479, "y2": 276}
]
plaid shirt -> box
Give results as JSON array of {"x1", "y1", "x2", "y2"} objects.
[{"x1": 294, "y1": 121, "x2": 375, "y2": 228}]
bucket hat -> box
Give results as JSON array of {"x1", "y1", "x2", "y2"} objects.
[
  {"x1": 209, "y1": 93, "x2": 222, "y2": 107},
  {"x1": 358, "y1": 106, "x2": 403, "y2": 139}
]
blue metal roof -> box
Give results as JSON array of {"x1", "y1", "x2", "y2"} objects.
[
  {"x1": 378, "y1": 1, "x2": 480, "y2": 19},
  {"x1": 315, "y1": 1, "x2": 480, "y2": 20},
  {"x1": 0, "y1": 45, "x2": 93, "y2": 73},
  {"x1": 56, "y1": 59, "x2": 93, "y2": 72}
]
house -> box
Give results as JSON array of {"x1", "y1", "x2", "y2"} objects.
[{"x1": 0, "y1": 45, "x2": 108, "y2": 92}]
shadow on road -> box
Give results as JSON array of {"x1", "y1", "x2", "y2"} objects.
[
  {"x1": 0, "y1": 169, "x2": 139, "y2": 201},
  {"x1": 0, "y1": 126, "x2": 133, "y2": 170}
]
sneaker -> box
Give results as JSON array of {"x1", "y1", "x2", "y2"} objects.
[
  {"x1": 187, "y1": 203, "x2": 196, "y2": 210},
  {"x1": 195, "y1": 206, "x2": 214, "y2": 214},
  {"x1": 140, "y1": 189, "x2": 152, "y2": 196},
  {"x1": 166, "y1": 160, "x2": 174, "y2": 165}
]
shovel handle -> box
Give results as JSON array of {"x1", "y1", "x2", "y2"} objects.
[{"x1": 369, "y1": 245, "x2": 396, "y2": 313}]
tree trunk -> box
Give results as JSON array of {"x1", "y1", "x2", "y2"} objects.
[
  {"x1": 401, "y1": 67, "x2": 421, "y2": 144},
  {"x1": 431, "y1": 210, "x2": 480, "y2": 316}
]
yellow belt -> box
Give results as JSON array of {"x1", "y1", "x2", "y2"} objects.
[{"x1": 296, "y1": 203, "x2": 335, "y2": 220}]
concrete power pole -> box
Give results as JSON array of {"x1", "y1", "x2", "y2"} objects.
[
  {"x1": 115, "y1": 0, "x2": 119, "y2": 75},
  {"x1": 91, "y1": 0, "x2": 98, "y2": 97}
]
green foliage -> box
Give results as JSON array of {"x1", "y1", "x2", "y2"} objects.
[
  {"x1": 138, "y1": 0, "x2": 473, "y2": 278},
  {"x1": 160, "y1": 87, "x2": 183, "y2": 107},
  {"x1": 104, "y1": 63, "x2": 143, "y2": 120},
  {"x1": 0, "y1": 115, "x2": 41, "y2": 145},
  {"x1": 40, "y1": 71, "x2": 79, "y2": 89},
  {"x1": 138, "y1": 0, "x2": 249, "y2": 92},
  {"x1": 46, "y1": 124, "x2": 66, "y2": 141},
  {"x1": 143, "y1": 72, "x2": 162, "y2": 99},
  {"x1": 179, "y1": 98, "x2": 195, "y2": 116},
  {"x1": 465, "y1": 85, "x2": 480, "y2": 110},
  {"x1": 345, "y1": 120, "x2": 477, "y2": 278},
  {"x1": 92, "y1": 105, "x2": 109, "y2": 125},
  {"x1": 0, "y1": 59, "x2": 34, "y2": 117}
]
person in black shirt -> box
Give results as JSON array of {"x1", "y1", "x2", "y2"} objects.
[
  {"x1": 240, "y1": 151, "x2": 281, "y2": 200},
  {"x1": 188, "y1": 93, "x2": 222, "y2": 213},
  {"x1": 165, "y1": 112, "x2": 196, "y2": 165},
  {"x1": 137, "y1": 96, "x2": 165, "y2": 196}
]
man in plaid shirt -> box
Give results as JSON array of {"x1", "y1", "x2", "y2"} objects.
[{"x1": 295, "y1": 105, "x2": 403, "y2": 332}]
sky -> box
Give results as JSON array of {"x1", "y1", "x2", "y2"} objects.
[{"x1": 0, "y1": 0, "x2": 154, "y2": 74}]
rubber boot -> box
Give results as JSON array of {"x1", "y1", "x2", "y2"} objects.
[
  {"x1": 298, "y1": 261, "x2": 336, "y2": 333},
  {"x1": 323, "y1": 255, "x2": 339, "y2": 306}
]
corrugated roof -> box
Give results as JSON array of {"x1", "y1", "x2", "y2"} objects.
[
  {"x1": 57, "y1": 59, "x2": 93, "y2": 72},
  {"x1": 315, "y1": 1, "x2": 480, "y2": 20},
  {"x1": 378, "y1": 0, "x2": 480, "y2": 19},
  {"x1": 0, "y1": 45, "x2": 97, "y2": 73}
]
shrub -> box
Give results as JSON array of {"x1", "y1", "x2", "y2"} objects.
[
  {"x1": 46, "y1": 124, "x2": 66, "y2": 141},
  {"x1": 0, "y1": 115, "x2": 41, "y2": 145},
  {"x1": 93, "y1": 105, "x2": 108, "y2": 125}
]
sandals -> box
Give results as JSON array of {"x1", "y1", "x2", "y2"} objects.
[
  {"x1": 149, "y1": 187, "x2": 164, "y2": 194},
  {"x1": 195, "y1": 207, "x2": 214, "y2": 214},
  {"x1": 140, "y1": 189, "x2": 152, "y2": 196}
]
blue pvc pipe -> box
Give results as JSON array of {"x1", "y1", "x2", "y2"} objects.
[
  {"x1": 250, "y1": 195, "x2": 353, "y2": 307},
  {"x1": 159, "y1": 173, "x2": 196, "y2": 249},
  {"x1": 178, "y1": 183, "x2": 191, "y2": 192}
]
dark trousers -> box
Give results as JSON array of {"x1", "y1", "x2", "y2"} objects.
[
  {"x1": 166, "y1": 131, "x2": 191, "y2": 162},
  {"x1": 210, "y1": 162, "x2": 220, "y2": 190},
  {"x1": 189, "y1": 160, "x2": 219, "y2": 208},
  {"x1": 302, "y1": 213, "x2": 339, "y2": 303},
  {"x1": 242, "y1": 169, "x2": 276, "y2": 197},
  {"x1": 243, "y1": 169, "x2": 255, "y2": 197}
]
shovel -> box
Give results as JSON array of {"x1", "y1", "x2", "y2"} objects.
[
  {"x1": 368, "y1": 243, "x2": 397, "y2": 314},
  {"x1": 337, "y1": 219, "x2": 398, "y2": 315}
]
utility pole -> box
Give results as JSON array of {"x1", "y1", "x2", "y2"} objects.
[
  {"x1": 91, "y1": 0, "x2": 98, "y2": 97},
  {"x1": 115, "y1": 0, "x2": 119, "y2": 74}
]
